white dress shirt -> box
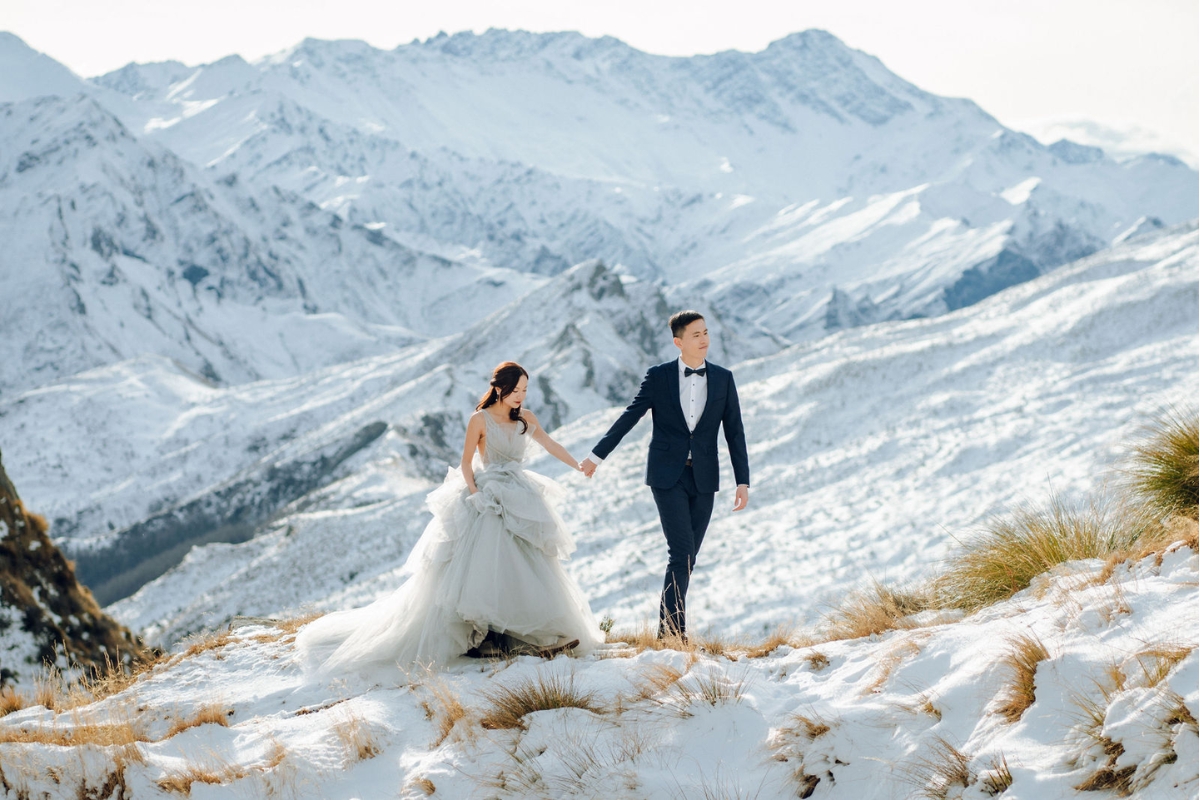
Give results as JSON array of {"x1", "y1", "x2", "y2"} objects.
[
  {"x1": 678, "y1": 357, "x2": 707, "y2": 458},
  {"x1": 588, "y1": 358, "x2": 707, "y2": 464}
]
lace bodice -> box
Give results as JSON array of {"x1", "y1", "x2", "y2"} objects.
[{"x1": 482, "y1": 412, "x2": 534, "y2": 465}]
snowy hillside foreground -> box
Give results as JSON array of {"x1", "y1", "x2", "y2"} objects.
[
  {"x1": 0, "y1": 542, "x2": 1195, "y2": 798},
  {"x1": 95, "y1": 221, "x2": 1200, "y2": 648}
]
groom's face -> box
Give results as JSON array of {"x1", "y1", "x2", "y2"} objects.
[{"x1": 673, "y1": 319, "x2": 709, "y2": 363}]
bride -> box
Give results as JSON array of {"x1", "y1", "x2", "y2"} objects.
[{"x1": 296, "y1": 361, "x2": 603, "y2": 675}]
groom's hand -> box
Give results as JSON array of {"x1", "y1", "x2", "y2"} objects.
[
  {"x1": 580, "y1": 458, "x2": 597, "y2": 478},
  {"x1": 733, "y1": 485, "x2": 749, "y2": 512}
]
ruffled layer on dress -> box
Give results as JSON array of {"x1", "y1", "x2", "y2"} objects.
[{"x1": 296, "y1": 454, "x2": 601, "y2": 677}]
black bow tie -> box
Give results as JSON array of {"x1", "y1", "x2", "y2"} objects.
[{"x1": 684, "y1": 366, "x2": 707, "y2": 377}]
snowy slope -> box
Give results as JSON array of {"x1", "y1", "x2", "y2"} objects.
[
  {"x1": 0, "y1": 258, "x2": 776, "y2": 608},
  {"x1": 0, "y1": 541, "x2": 1194, "y2": 799},
  {"x1": 88, "y1": 222, "x2": 1198, "y2": 646}
]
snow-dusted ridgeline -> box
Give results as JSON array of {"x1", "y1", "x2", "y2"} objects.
[{"x1": 0, "y1": 29, "x2": 1196, "y2": 401}]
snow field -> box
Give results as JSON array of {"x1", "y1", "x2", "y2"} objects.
[{"x1": 0, "y1": 543, "x2": 1195, "y2": 798}]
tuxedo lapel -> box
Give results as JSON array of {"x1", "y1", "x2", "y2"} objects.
[
  {"x1": 664, "y1": 361, "x2": 689, "y2": 428},
  {"x1": 694, "y1": 365, "x2": 721, "y2": 433}
]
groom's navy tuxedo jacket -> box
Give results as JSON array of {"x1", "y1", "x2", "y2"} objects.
[{"x1": 593, "y1": 360, "x2": 750, "y2": 493}]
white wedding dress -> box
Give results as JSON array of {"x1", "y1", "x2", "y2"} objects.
[{"x1": 295, "y1": 412, "x2": 602, "y2": 675}]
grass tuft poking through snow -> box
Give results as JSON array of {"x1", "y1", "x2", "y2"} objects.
[
  {"x1": 1127, "y1": 406, "x2": 1199, "y2": 520},
  {"x1": 333, "y1": 708, "x2": 382, "y2": 763},
  {"x1": 164, "y1": 702, "x2": 233, "y2": 738},
  {"x1": 821, "y1": 580, "x2": 935, "y2": 641},
  {"x1": 479, "y1": 670, "x2": 603, "y2": 730},
  {"x1": 994, "y1": 633, "x2": 1049, "y2": 723},
  {"x1": 932, "y1": 496, "x2": 1169, "y2": 612},
  {"x1": 907, "y1": 736, "x2": 973, "y2": 799}
]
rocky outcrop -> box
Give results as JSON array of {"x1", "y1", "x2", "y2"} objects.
[{"x1": 0, "y1": 448, "x2": 146, "y2": 686}]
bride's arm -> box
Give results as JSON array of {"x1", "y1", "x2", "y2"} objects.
[
  {"x1": 526, "y1": 410, "x2": 583, "y2": 471},
  {"x1": 461, "y1": 413, "x2": 485, "y2": 493}
]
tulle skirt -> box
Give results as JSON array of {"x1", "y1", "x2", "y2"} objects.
[{"x1": 295, "y1": 459, "x2": 602, "y2": 676}]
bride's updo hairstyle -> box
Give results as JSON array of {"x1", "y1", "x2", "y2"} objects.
[{"x1": 477, "y1": 361, "x2": 530, "y2": 433}]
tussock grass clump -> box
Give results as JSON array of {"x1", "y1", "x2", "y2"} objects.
[
  {"x1": 479, "y1": 672, "x2": 603, "y2": 730},
  {"x1": 994, "y1": 633, "x2": 1049, "y2": 723},
  {"x1": 165, "y1": 703, "x2": 234, "y2": 738},
  {"x1": 906, "y1": 736, "x2": 973, "y2": 799},
  {"x1": 1131, "y1": 643, "x2": 1193, "y2": 688},
  {"x1": 419, "y1": 675, "x2": 469, "y2": 746},
  {"x1": 1127, "y1": 406, "x2": 1199, "y2": 520},
  {"x1": 180, "y1": 628, "x2": 239, "y2": 660},
  {"x1": 605, "y1": 623, "x2": 693, "y2": 654},
  {"x1": 821, "y1": 581, "x2": 935, "y2": 642},
  {"x1": 674, "y1": 666, "x2": 750, "y2": 708},
  {"x1": 158, "y1": 757, "x2": 249, "y2": 795},
  {"x1": 933, "y1": 497, "x2": 1166, "y2": 612},
  {"x1": 980, "y1": 752, "x2": 1013, "y2": 796},
  {"x1": 0, "y1": 710, "x2": 150, "y2": 747},
  {"x1": 0, "y1": 685, "x2": 27, "y2": 717},
  {"x1": 333, "y1": 710, "x2": 381, "y2": 762},
  {"x1": 743, "y1": 626, "x2": 813, "y2": 659}
]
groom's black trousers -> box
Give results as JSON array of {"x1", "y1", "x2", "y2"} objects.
[{"x1": 650, "y1": 464, "x2": 715, "y2": 638}]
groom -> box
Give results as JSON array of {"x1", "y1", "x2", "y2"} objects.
[{"x1": 581, "y1": 310, "x2": 750, "y2": 641}]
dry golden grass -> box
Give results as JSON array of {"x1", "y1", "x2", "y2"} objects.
[
  {"x1": 906, "y1": 736, "x2": 973, "y2": 799},
  {"x1": 180, "y1": 628, "x2": 239, "y2": 660},
  {"x1": 980, "y1": 752, "x2": 1013, "y2": 796},
  {"x1": 80, "y1": 649, "x2": 170, "y2": 704},
  {"x1": 0, "y1": 708, "x2": 151, "y2": 747},
  {"x1": 821, "y1": 580, "x2": 934, "y2": 642},
  {"x1": 12, "y1": 649, "x2": 171, "y2": 715},
  {"x1": 605, "y1": 623, "x2": 694, "y2": 654},
  {"x1": 1126, "y1": 406, "x2": 1199, "y2": 520},
  {"x1": 333, "y1": 710, "x2": 381, "y2": 763},
  {"x1": 933, "y1": 497, "x2": 1167, "y2": 612},
  {"x1": 673, "y1": 666, "x2": 750, "y2": 709},
  {"x1": 408, "y1": 776, "x2": 437, "y2": 795},
  {"x1": 1131, "y1": 644, "x2": 1193, "y2": 688},
  {"x1": 787, "y1": 711, "x2": 831, "y2": 741},
  {"x1": 0, "y1": 685, "x2": 27, "y2": 717},
  {"x1": 272, "y1": 611, "x2": 325, "y2": 636},
  {"x1": 862, "y1": 638, "x2": 923, "y2": 695},
  {"x1": 165, "y1": 703, "x2": 234, "y2": 738},
  {"x1": 421, "y1": 676, "x2": 469, "y2": 746},
  {"x1": 479, "y1": 671, "x2": 603, "y2": 730},
  {"x1": 157, "y1": 755, "x2": 249, "y2": 795},
  {"x1": 632, "y1": 662, "x2": 688, "y2": 703},
  {"x1": 743, "y1": 626, "x2": 815, "y2": 659},
  {"x1": 994, "y1": 633, "x2": 1049, "y2": 723},
  {"x1": 804, "y1": 651, "x2": 830, "y2": 671}
]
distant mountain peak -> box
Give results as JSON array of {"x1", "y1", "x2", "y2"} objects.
[{"x1": 0, "y1": 30, "x2": 84, "y2": 103}]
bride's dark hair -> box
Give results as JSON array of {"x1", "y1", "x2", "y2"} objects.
[{"x1": 477, "y1": 361, "x2": 529, "y2": 433}]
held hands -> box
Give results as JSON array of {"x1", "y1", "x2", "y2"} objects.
[
  {"x1": 733, "y1": 485, "x2": 749, "y2": 512},
  {"x1": 580, "y1": 458, "x2": 598, "y2": 478}
]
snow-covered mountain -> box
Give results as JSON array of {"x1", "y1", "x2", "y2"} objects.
[
  {"x1": 0, "y1": 26, "x2": 1196, "y2": 655},
  {"x1": 3, "y1": 220, "x2": 1186, "y2": 644},
  {"x1": 0, "y1": 28, "x2": 1195, "y2": 401}
]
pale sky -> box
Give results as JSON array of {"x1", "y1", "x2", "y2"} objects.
[{"x1": 4, "y1": 0, "x2": 1197, "y2": 163}]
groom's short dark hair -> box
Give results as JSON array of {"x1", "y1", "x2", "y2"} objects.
[{"x1": 669, "y1": 310, "x2": 705, "y2": 339}]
